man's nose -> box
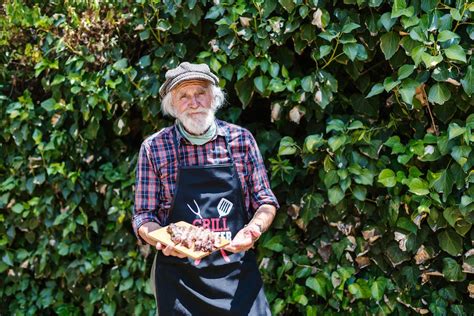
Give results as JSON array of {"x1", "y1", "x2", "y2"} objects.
[{"x1": 189, "y1": 95, "x2": 200, "y2": 108}]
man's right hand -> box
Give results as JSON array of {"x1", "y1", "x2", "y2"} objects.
[{"x1": 138, "y1": 222, "x2": 186, "y2": 258}]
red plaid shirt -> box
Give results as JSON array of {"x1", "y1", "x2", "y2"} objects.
[{"x1": 132, "y1": 119, "x2": 279, "y2": 241}]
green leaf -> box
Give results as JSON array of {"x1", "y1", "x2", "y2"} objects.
[
  {"x1": 437, "y1": 30, "x2": 460, "y2": 42},
  {"x1": 383, "y1": 77, "x2": 401, "y2": 91},
  {"x1": 268, "y1": 78, "x2": 286, "y2": 93},
  {"x1": 272, "y1": 298, "x2": 286, "y2": 316},
  {"x1": 278, "y1": 136, "x2": 297, "y2": 156},
  {"x1": 119, "y1": 278, "x2": 134, "y2": 292},
  {"x1": 422, "y1": 53, "x2": 443, "y2": 68},
  {"x1": 341, "y1": 22, "x2": 360, "y2": 33},
  {"x1": 2, "y1": 252, "x2": 13, "y2": 266},
  {"x1": 352, "y1": 185, "x2": 367, "y2": 201},
  {"x1": 51, "y1": 74, "x2": 65, "y2": 86},
  {"x1": 432, "y1": 169, "x2": 454, "y2": 196},
  {"x1": 428, "y1": 83, "x2": 451, "y2": 105},
  {"x1": 354, "y1": 168, "x2": 374, "y2": 185},
  {"x1": 263, "y1": 235, "x2": 284, "y2": 252},
  {"x1": 460, "y1": 65, "x2": 474, "y2": 96},
  {"x1": 348, "y1": 280, "x2": 371, "y2": 299},
  {"x1": 380, "y1": 32, "x2": 400, "y2": 60},
  {"x1": 157, "y1": 20, "x2": 171, "y2": 31},
  {"x1": 84, "y1": 118, "x2": 100, "y2": 140},
  {"x1": 317, "y1": 45, "x2": 332, "y2": 60},
  {"x1": 301, "y1": 76, "x2": 314, "y2": 92},
  {"x1": 301, "y1": 193, "x2": 324, "y2": 226},
  {"x1": 304, "y1": 134, "x2": 324, "y2": 153},
  {"x1": 380, "y1": 12, "x2": 397, "y2": 31},
  {"x1": 385, "y1": 243, "x2": 411, "y2": 267},
  {"x1": 369, "y1": 0, "x2": 383, "y2": 7},
  {"x1": 103, "y1": 302, "x2": 116, "y2": 316},
  {"x1": 450, "y1": 146, "x2": 471, "y2": 167},
  {"x1": 420, "y1": 0, "x2": 438, "y2": 12},
  {"x1": 324, "y1": 170, "x2": 340, "y2": 189},
  {"x1": 397, "y1": 64, "x2": 415, "y2": 79},
  {"x1": 112, "y1": 58, "x2": 128, "y2": 71},
  {"x1": 450, "y1": 305, "x2": 466, "y2": 316},
  {"x1": 444, "y1": 45, "x2": 467, "y2": 63},
  {"x1": 385, "y1": 136, "x2": 405, "y2": 154},
  {"x1": 254, "y1": 76, "x2": 269, "y2": 94},
  {"x1": 234, "y1": 79, "x2": 254, "y2": 107},
  {"x1": 279, "y1": 0, "x2": 295, "y2": 12},
  {"x1": 305, "y1": 275, "x2": 327, "y2": 299},
  {"x1": 41, "y1": 98, "x2": 56, "y2": 112},
  {"x1": 397, "y1": 217, "x2": 418, "y2": 234},
  {"x1": 410, "y1": 46, "x2": 426, "y2": 66},
  {"x1": 443, "y1": 207, "x2": 462, "y2": 228},
  {"x1": 438, "y1": 229, "x2": 463, "y2": 256},
  {"x1": 391, "y1": 0, "x2": 414, "y2": 18},
  {"x1": 408, "y1": 178, "x2": 429, "y2": 195},
  {"x1": 328, "y1": 135, "x2": 347, "y2": 152},
  {"x1": 442, "y1": 258, "x2": 466, "y2": 281},
  {"x1": 139, "y1": 29, "x2": 149, "y2": 41},
  {"x1": 448, "y1": 123, "x2": 466, "y2": 140},
  {"x1": 11, "y1": 203, "x2": 24, "y2": 214},
  {"x1": 342, "y1": 43, "x2": 359, "y2": 61},
  {"x1": 138, "y1": 55, "x2": 151, "y2": 68},
  {"x1": 399, "y1": 79, "x2": 419, "y2": 104},
  {"x1": 378, "y1": 169, "x2": 397, "y2": 187},
  {"x1": 269, "y1": 62, "x2": 280, "y2": 77},
  {"x1": 347, "y1": 120, "x2": 364, "y2": 130},
  {"x1": 430, "y1": 303, "x2": 447, "y2": 316},
  {"x1": 326, "y1": 119, "x2": 345, "y2": 133},
  {"x1": 366, "y1": 83, "x2": 384, "y2": 98},
  {"x1": 328, "y1": 186, "x2": 344, "y2": 205},
  {"x1": 371, "y1": 277, "x2": 387, "y2": 301},
  {"x1": 220, "y1": 64, "x2": 234, "y2": 81}
]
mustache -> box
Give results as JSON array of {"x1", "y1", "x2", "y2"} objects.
[{"x1": 185, "y1": 109, "x2": 210, "y2": 115}]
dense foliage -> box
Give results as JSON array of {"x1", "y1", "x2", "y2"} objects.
[{"x1": 1, "y1": 0, "x2": 473, "y2": 315}]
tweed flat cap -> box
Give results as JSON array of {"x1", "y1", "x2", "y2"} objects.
[{"x1": 159, "y1": 62, "x2": 219, "y2": 97}]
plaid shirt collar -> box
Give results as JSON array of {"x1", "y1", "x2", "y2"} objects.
[{"x1": 174, "y1": 119, "x2": 227, "y2": 145}]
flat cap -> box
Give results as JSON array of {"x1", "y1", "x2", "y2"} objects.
[{"x1": 159, "y1": 62, "x2": 219, "y2": 97}]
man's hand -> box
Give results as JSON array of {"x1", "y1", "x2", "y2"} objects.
[
  {"x1": 225, "y1": 204, "x2": 276, "y2": 253},
  {"x1": 138, "y1": 222, "x2": 186, "y2": 258},
  {"x1": 224, "y1": 224, "x2": 261, "y2": 253}
]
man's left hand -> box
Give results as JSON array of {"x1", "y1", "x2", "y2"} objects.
[{"x1": 224, "y1": 224, "x2": 261, "y2": 253}]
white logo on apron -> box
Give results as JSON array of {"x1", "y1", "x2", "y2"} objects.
[
  {"x1": 217, "y1": 198, "x2": 233, "y2": 217},
  {"x1": 186, "y1": 200, "x2": 203, "y2": 219}
]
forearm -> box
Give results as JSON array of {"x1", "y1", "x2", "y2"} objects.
[{"x1": 248, "y1": 204, "x2": 276, "y2": 233}]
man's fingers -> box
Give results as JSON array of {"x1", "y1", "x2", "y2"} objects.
[
  {"x1": 224, "y1": 244, "x2": 251, "y2": 253},
  {"x1": 175, "y1": 251, "x2": 187, "y2": 258},
  {"x1": 230, "y1": 232, "x2": 252, "y2": 247},
  {"x1": 160, "y1": 244, "x2": 186, "y2": 258},
  {"x1": 162, "y1": 244, "x2": 174, "y2": 256}
]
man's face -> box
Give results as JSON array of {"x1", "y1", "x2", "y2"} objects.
[{"x1": 171, "y1": 80, "x2": 215, "y2": 135}]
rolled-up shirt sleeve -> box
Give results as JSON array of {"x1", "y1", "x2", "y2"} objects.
[
  {"x1": 132, "y1": 142, "x2": 160, "y2": 241},
  {"x1": 246, "y1": 131, "x2": 280, "y2": 212}
]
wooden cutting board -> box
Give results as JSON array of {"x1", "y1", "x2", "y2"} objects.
[{"x1": 147, "y1": 221, "x2": 230, "y2": 260}]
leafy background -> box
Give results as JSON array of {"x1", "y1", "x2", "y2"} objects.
[{"x1": 1, "y1": 0, "x2": 473, "y2": 315}]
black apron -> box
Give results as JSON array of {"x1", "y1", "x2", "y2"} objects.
[{"x1": 151, "y1": 128, "x2": 271, "y2": 316}]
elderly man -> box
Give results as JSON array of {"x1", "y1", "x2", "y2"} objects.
[{"x1": 132, "y1": 62, "x2": 279, "y2": 315}]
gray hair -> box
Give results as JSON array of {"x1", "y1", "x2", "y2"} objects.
[{"x1": 161, "y1": 84, "x2": 225, "y2": 117}]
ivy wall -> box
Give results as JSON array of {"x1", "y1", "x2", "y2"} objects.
[{"x1": 1, "y1": 0, "x2": 473, "y2": 315}]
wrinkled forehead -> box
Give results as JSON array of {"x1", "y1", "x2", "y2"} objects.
[{"x1": 172, "y1": 79, "x2": 211, "y2": 94}]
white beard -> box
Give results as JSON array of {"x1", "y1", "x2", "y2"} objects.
[{"x1": 177, "y1": 108, "x2": 215, "y2": 135}]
